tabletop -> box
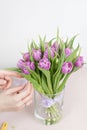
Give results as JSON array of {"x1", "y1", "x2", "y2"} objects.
[{"x1": 0, "y1": 67, "x2": 87, "y2": 130}]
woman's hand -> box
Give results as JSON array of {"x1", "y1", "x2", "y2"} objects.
[
  {"x1": 0, "y1": 82, "x2": 33, "y2": 112},
  {"x1": 0, "y1": 70, "x2": 22, "y2": 90}
]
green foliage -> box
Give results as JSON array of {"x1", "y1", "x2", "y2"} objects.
[
  {"x1": 9, "y1": 30, "x2": 84, "y2": 96},
  {"x1": 39, "y1": 35, "x2": 45, "y2": 52},
  {"x1": 23, "y1": 74, "x2": 44, "y2": 94},
  {"x1": 52, "y1": 40, "x2": 65, "y2": 91},
  {"x1": 65, "y1": 44, "x2": 80, "y2": 62},
  {"x1": 26, "y1": 67, "x2": 41, "y2": 84},
  {"x1": 41, "y1": 74, "x2": 50, "y2": 94},
  {"x1": 48, "y1": 38, "x2": 56, "y2": 46},
  {"x1": 66, "y1": 34, "x2": 78, "y2": 48},
  {"x1": 56, "y1": 73, "x2": 71, "y2": 93},
  {"x1": 50, "y1": 55, "x2": 57, "y2": 75},
  {"x1": 38, "y1": 67, "x2": 53, "y2": 94},
  {"x1": 6, "y1": 68, "x2": 22, "y2": 73},
  {"x1": 27, "y1": 41, "x2": 34, "y2": 61}
]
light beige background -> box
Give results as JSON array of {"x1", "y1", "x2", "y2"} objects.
[{"x1": 0, "y1": 68, "x2": 87, "y2": 130}]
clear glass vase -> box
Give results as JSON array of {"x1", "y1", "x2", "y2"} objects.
[{"x1": 34, "y1": 90, "x2": 65, "y2": 125}]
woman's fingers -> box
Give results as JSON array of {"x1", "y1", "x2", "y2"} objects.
[
  {"x1": 4, "y1": 85, "x2": 25, "y2": 94},
  {"x1": 0, "y1": 79, "x2": 7, "y2": 89},
  {"x1": 0, "y1": 81, "x2": 33, "y2": 112},
  {"x1": 16, "y1": 100, "x2": 32, "y2": 111},
  {"x1": 26, "y1": 100, "x2": 32, "y2": 106},
  {"x1": 3, "y1": 76, "x2": 12, "y2": 89},
  {"x1": 14, "y1": 82, "x2": 32, "y2": 101},
  {"x1": 0, "y1": 76, "x2": 12, "y2": 90},
  {"x1": 0, "y1": 79, "x2": 7, "y2": 85},
  {"x1": 15, "y1": 88, "x2": 33, "y2": 110},
  {"x1": 22, "y1": 87, "x2": 33, "y2": 104},
  {"x1": 0, "y1": 70, "x2": 22, "y2": 78}
]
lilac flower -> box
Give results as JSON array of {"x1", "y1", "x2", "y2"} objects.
[
  {"x1": 65, "y1": 48, "x2": 72, "y2": 57},
  {"x1": 26, "y1": 61, "x2": 35, "y2": 70},
  {"x1": 17, "y1": 59, "x2": 35, "y2": 75},
  {"x1": 62, "y1": 62, "x2": 73, "y2": 74},
  {"x1": 32, "y1": 49, "x2": 42, "y2": 61},
  {"x1": 23, "y1": 52, "x2": 30, "y2": 61},
  {"x1": 22, "y1": 61, "x2": 35, "y2": 74},
  {"x1": 38, "y1": 58, "x2": 51, "y2": 70},
  {"x1": 74, "y1": 56, "x2": 84, "y2": 67},
  {"x1": 17, "y1": 59, "x2": 25, "y2": 69},
  {"x1": 43, "y1": 48, "x2": 55, "y2": 58},
  {"x1": 25, "y1": 61, "x2": 30, "y2": 66},
  {"x1": 22, "y1": 68, "x2": 30, "y2": 74},
  {"x1": 29, "y1": 62, "x2": 35, "y2": 70},
  {"x1": 51, "y1": 42, "x2": 59, "y2": 52}
]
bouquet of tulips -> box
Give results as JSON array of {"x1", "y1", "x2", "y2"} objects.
[{"x1": 11, "y1": 31, "x2": 84, "y2": 124}]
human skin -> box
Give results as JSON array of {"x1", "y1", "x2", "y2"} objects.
[{"x1": 0, "y1": 70, "x2": 33, "y2": 112}]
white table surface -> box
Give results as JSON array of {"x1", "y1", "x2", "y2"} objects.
[{"x1": 0, "y1": 67, "x2": 87, "y2": 130}]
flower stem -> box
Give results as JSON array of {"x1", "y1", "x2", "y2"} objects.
[{"x1": 45, "y1": 103, "x2": 62, "y2": 125}]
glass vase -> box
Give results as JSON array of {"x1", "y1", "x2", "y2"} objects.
[{"x1": 34, "y1": 90, "x2": 65, "y2": 125}]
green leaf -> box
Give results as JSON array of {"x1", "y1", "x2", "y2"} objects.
[
  {"x1": 48, "y1": 47, "x2": 52, "y2": 59},
  {"x1": 65, "y1": 37, "x2": 69, "y2": 47},
  {"x1": 32, "y1": 40, "x2": 39, "y2": 49},
  {"x1": 48, "y1": 37, "x2": 56, "y2": 46},
  {"x1": 53, "y1": 42, "x2": 65, "y2": 79},
  {"x1": 50, "y1": 55, "x2": 57, "y2": 75},
  {"x1": 72, "y1": 66, "x2": 81, "y2": 72},
  {"x1": 27, "y1": 40, "x2": 30, "y2": 52},
  {"x1": 43, "y1": 35, "x2": 46, "y2": 43},
  {"x1": 27, "y1": 41, "x2": 34, "y2": 61},
  {"x1": 57, "y1": 73, "x2": 71, "y2": 93},
  {"x1": 25, "y1": 66, "x2": 41, "y2": 84},
  {"x1": 41, "y1": 74, "x2": 50, "y2": 94},
  {"x1": 23, "y1": 74, "x2": 44, "y2": 94},
  {"x1": 67, "y1": 34, "x2": 78, "y2": 48},
  {"x1": 6, "y1": 68, "x2": 22, "y2": 73},
  {"x1": 53, "y1": 73, "x2": 63, "y2": 92},
  {"x1": 59, "y1": 38, "x2": 65, "y2": 50},
  {"x1": 52, "y1": 43, "x2": 65, "y2": 91},
  {"x1": 39, "y1": 35, "x2": 45, "y2": 52},
  {"x1": 65, "y1": 44, "x2": 80, "y2": 62},
  {"x1": 38, "y1": 67, "x2": 53, "y2": 94},
  {"x1": 56, "y1": 28, "x2": 59, "y2": 42},
  {"x1": 53, "y1": 70, "x2": 61, "y2": 91},
  {"x1": 78, "y1": 45, "x2": 81, "y2": 56}
]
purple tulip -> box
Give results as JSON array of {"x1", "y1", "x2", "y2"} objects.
[
  {"x1": 26, "y1": 61, "x2": 35, "y2": 70},
  {"x1": 22, "y1": 61, "x2": 35, "y2": 74},
  {"x1": 43, "y1": 48, "x2": 55, "y2": 58},
  {"x1": 51, "y1": 42, "x2": 59, "y2": 52},
  {"x1": 62, "y1": 62, "x2": 73, "y2": 74},
  {"x1": 23, "y1": 52, "x2": 30, "y2": 61},
  {"x1": 32, "y1": 49, "x2": 42, "y2": 61},
  {"x1": 30, "y1": 62, "x2": 35, "y2": 70},
  {"x1": 22, "y1": 68, "x2": 30, "y2": 74},
  {"x1": 17, "y1": 59, "x2": 25, "y2": 69},
  {"x1": 65, "y1": 48, "x2": 72, "y2": 57},
  {"x1": 38, "y1": 58, "x2": 51, "y2": 70},
  {"x1": 74, "y1": 56, "x2": 84, "y2": 67},
  {"x1": 17, "y1": 59, "x2": 35, "y2": 75}
]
